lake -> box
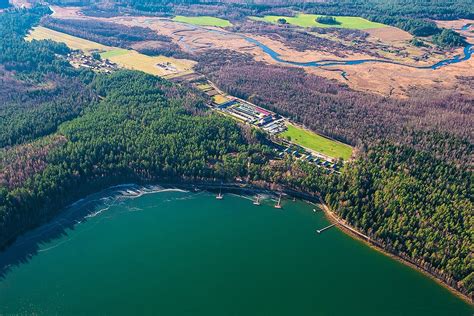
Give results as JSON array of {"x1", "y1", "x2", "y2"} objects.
[{"x1": 0, "y1": 186, "x2": 471, "y2": 315}]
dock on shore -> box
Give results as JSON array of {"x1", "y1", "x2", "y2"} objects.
[{"x1": 316, "y1": 224, "x2": 335, "y2": 234}]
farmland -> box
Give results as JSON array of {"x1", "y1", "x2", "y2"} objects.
[
  {"x1": 26, "y1": 26, "x2": 196, "y2": 78},
  {"x1": 250, "y1": 14, "x2": 386, "y2": 30},
  {"x1": 100, "y1": 49, "x2": 129, "y2": 58},
  {"x1": 26, "y1": 26, "x2": 108, "y2": 52},
  {"x1": 172, "y1": 16, "x2": 232, "y2": 27},
  {"x1": 281, "y1": 123, "x2": 352, "y2": 160},
  {"x1": 105, "y1": 51, "x2": 195, "y2": 78}
]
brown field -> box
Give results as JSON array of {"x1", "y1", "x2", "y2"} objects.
[
  {"x1": 26, "y1": 26, "x2": 110, "y2": 52},
  {"x1": 26, "y1": 26, "x2": 196, "y2": 78},
  {"x1": 9, "y1": 0, "x2": 32, "y2": 8},
  {"x1": 435, "y1": 19, "x2": 474, "y2": 44},
  {"x1": 50, "y1": 6, "x2": 84, "y2": 19},
  {"x1": 51, "y1": 7, "x2": 474, "y2": 97},
  {"x1": 106, "y1": 51, "x2": 196, "y2": 78},
  {"x1": 307, "y1": 51, "x2": 474, "y2": 98},
  {"x1": 434, "y1": 19, "x2": 473, "y2": 30},
  {"x1": 365, "y1": 26, "x2": 412, "y2": 43}
]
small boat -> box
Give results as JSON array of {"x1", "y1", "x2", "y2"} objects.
[
  {"x1": 274, "y1": 193, "x2": 282, "y2": 209},
  {"x1": 313, "y1": 209, "x2": 317, "y2": 212},
  {"x1": 253, "y1": 195, "x2": 261, "y2": 206},
  {"x1": 216, "y1": 188, "x2": 223, "y2": 200}
]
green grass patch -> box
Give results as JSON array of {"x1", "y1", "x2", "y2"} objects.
[
  {"x1": 281, "y1": 123, "x2": 352, "y2": 160},
  {"x1": 250, "y1": 14, "x2": 386, "y2": 30},
  {"x1": 100, "y1": 49, "x2": 130, "y2": 58},
  {"x1": 196, "y1": 83, "x2": 212, "y2": 91},
  {"x1": 212, "y1": 94, "x2": 229, "y2": 104},
  {"x1": 172, "y1": 16, "x2": 233, "y2": 27}
]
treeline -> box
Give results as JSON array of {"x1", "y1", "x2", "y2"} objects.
[
  {"x1": 325, "y1": 142, "x2": 473, "y2": 295},
  {"x1": 0, "y1": 70, "x2": 273, "y2": 250},
  {"x1": 42, "y1": 17, "x2": 168, "y2": 48},
  {"x1": 0, "y1": 77, "x2": 97, "y2": 147},
  {"x1": 432, "y1": 28, "x2": 467, "y2": 47},
  {"x1": 50, "y1": 0, "x2": 469, "y2": 46},
  {"x1": 0, "y1": 7, "x2": 73, "y2": 75},
  {"x1": 41, "y1": 17, "x2": 192, "y2": 58},
  {"x1": 0, "y1": 8, "x2": 97, "y2": 147},
  {"x1": 0, "y1": 6, "x2": 472, "y2": 300},
  {"x1": 196, "y1": 48, "x2": 473, "y2": 297},
  {"x1": 232, "y1": 21, "x2": 381, "y2": 58},
  {"x1": 196, "y1": 50, "x2": 473, "y2": 162}
]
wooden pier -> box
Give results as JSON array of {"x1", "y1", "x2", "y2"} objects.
[{"x1": 316, "y1": 224, "x2": 335, "y2": 234}]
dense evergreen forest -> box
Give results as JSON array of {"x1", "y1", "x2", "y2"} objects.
[
  {"x1": 196, "y1": 49, "x2": 473, "y2": 296},
  {"x1": 0, "y1": 5, "x2": 472, "y2": 300},
  {"x1": 0, "y1": 8, "x2": 98, "y2": 147},
  {"x1": 326, "y1": 143, "x2": 473, "y2": 294}
]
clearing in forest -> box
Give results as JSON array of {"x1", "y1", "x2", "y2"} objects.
[
  {"x1": 100, "y1": 49, "x2": 130, "y2": 58},
  {"x1": 104, "y1": 50, "x2": 195, "y2": 78},
  {"x1": 281, "y1": 123, "x2": 352, "y2": 160},
  {"x1": 26, "y1": 26, "x2": 196, "y2": 78},
  {"x1": 212, "y1": 95, "x2": 229, "y2": 104},
  {"x1": 172, "y1": 15, "x2": 233, "y2": 27},
  {"x1": 250, "y1": 14, "x2": 386, "y2": 30}
]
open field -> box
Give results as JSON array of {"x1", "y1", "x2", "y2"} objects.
[
  {"x1": 365, "y1": 26, "x2": 412, "y2": 42},
  {"x1": 100, "y1": 49, "x2": 129, "y2": 58},
  {"x1": 26, "y1": 26, "x2": 196, "y2": 78},
  {"x1": 26, "y1": 26, "x2": 109, "y2": 53},
  {"x1": 103, "y1": 51, "x2": 196, "y2": 78},
  {"x1": 212, "y1": 95, "x2": 229, "y2": 104},
  {"x1": 250, "y1": 14, "x2": 386, "y2": 30},
  {"x1": 47, "y1": 8, "x2": 473, "y2": 98},
  {"x1": 435, "y1": 19, "x2": 474, "y2": 44},
  {"x1": 281, "y1": 123, "x2": 352, "y2": 160},
  {"x1": 172, "y1": 16, "x2": 232, "y2": 27}
]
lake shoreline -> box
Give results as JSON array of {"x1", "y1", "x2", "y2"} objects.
[
  {"x1": 316, "y1": 202, "x2": 473, "y2": 305},
  {"x1": 1, "y1": 180, "x2": 472, "y2": 305},
  {"x1": 171, "y1": 181, "x2": 473, "y2": 305}
]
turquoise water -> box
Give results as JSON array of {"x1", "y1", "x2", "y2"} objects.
[{"x1": 0, "y1": 187, "x2": 472, "y2": 315}]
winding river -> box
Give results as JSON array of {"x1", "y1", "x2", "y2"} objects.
[
  {"x1": 195, "y1": 22, "x2": 474, "y2": 71},
  {"x1": 0, "y1": 187, "x2": 472, "y2": 315},
  {"x1": 243, "y1": 37, "x2": 473, "y2": 70}
]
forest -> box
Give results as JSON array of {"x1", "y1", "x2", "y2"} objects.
[
  {"x1": 45, "y1": 0, "x2": 470, "y2": 47},
  {"x1": 42, "y1": 17, "x2": 191, "y2": 58},
  {"x1": 196, "y1": 49, "x2": 473, "y2": 295},
  {"x1": 0, "y1": 5, "x2": 472, "y2": 300},
  {"x1": 196, "y1": 50, "x2": 473, "y2": 160}
]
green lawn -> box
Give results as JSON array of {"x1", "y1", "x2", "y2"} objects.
[
  {"x1": 250, "y1": 13, "x2": 386, "y2": 30},
  {"x1": 281, "y1": 124, "x2": 352, "y2": 160},
  {"x1": 100, "y1": 49, "x2": 130, "y2": 58},
  {"x1": 172, "y1": 16, "x2": 233, "y2": 27}
]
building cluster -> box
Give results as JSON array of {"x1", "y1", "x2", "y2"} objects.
[
  {"x1": 177, "y1": 77, "x2": 342, "y2": 173},
  {"x1": 217, "y1": 100, "x2": 286, "y2": 135},
  {"x1": 67, "y1": 51, "x2": 117, "y2": 73},
  {"x1": 156, "y1": 62, "x2": 177, "y2": 74},
  {"x1": 192, "y1": 81, "x2": 287, "y2": 135},
  {"x1": 276, "y1": 145, "x2": 341, "y2": 172}
]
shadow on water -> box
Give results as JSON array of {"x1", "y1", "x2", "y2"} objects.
[{"x1": 0, "y1": 184, "x2": 159, "y2": 280}]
